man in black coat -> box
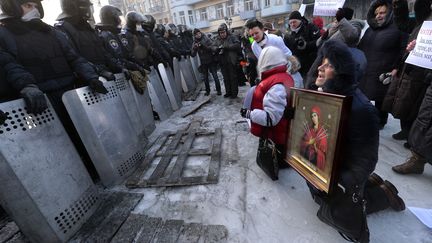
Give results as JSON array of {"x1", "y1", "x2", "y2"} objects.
[
  {"x1": 213, "y1": 24, "x2": 241, "y2": 98},
  {"x1": 191, "y1": 28, "x2": 221, "y2": 96},
  {"x1": 284, "y1": 11, "x2": 320, "y2": 77}
]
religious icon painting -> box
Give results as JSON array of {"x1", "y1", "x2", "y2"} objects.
[{"x1": 285, "y1": 88, "x2": 352, "y2": 194}]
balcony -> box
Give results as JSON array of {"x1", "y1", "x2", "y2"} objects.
[
  {"x1": 170, "y1": 0, "x2": 205, "y2": 7},
  {"x1": 239, "y1": 10, "x2": 256, "y2": 20},
  {"x1": 193, "y1": 20, "x2": 210, "y2": 29},
  {"x1": 261, "y1": 5, "x2": 293, "y2": 17}
]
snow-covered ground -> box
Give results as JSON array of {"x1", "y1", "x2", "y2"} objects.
[{"x1": 113, "y1": 81, "x2": 432, "y2": 243}]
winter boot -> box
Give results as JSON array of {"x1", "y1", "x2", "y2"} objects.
[
  {"x1": 392, "y1": 151, "x2": 426, "y2": 174},
  {"x1": 380, "y1": 180, "x2": 405, "y2": 211},
  {"x1": 367, "y1": 172, "x2": 384, "y2": 187},
  {"x1": 392, "y1": 130, "x2": 408, "y2": 140}
]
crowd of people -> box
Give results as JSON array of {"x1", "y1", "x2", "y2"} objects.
[
  {"x1": 239, "y1": 0, "x2": 432, "y2": 242},
  {"x1": 0, "y1": 0, "x2": 431, "y2": 242}
]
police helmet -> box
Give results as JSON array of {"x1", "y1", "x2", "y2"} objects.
[
  {"x1": 167, "y1": 23, "x2": 178, "y2": 35},
  {"x1": 155, "y1": 23, "x2": 165, "y2": 35},
  {"x1": 98, "y1": 5, "x2": 122, "y2": 27},
  {"x1": 0, "y1": 0, "x2": 44, "y2": 19},
  {"x1": 142, "y1": 14, "x2": 155, "y2": 32},
  {"x1": 57, "y1": 0, "x2": 92, "y2": 20},
  {"x1": 125, "y1": 11, "x2": 144, "y2": 28}
]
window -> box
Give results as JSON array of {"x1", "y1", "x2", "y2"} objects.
[
  {"x1": 188, "y1": 10, "x2": 194, "y2": 24},
  {"x1": 179, "y1": 11, "x2": 186, "y2": 25},
  {"x1": 200, "y1": 8, "x2": 208, "y2": 21},
  {"x1": 216, "y1": 4, "x2": 224, "y2": 19},
  {"x1": 226, "y1": 0, "x2": 234, "y2": 17},
  {"x1": 173, "y1": 12, "x2": 177, "y2": 24},
  {"x1": 245, "y1": 0, "x2": 253, "y2": 11},
  {"x1": 264, "y1": 0, "x2": 271, "y2": 8}
]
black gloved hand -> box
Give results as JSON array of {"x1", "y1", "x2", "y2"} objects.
[
  {"x1": 336, "y1": 8, "x2": 345, "y2": 22},
  {"x1": 20, "y1": 84, "x2": 48, "y2": 114},
  {"x1": 123, "y1": 69, "x2": 131, "y2": 80},
  {"x1": 0, "y1": 110, "x2": 7, "y2": 124},
  {"x1": 240, "y1": 108, "x2": 251, "y2": 118},
  {"x1": 284, "y1": 107, "x2": 295, "y2": 120},
  {"x1": 89, "y1": 79, "x2": 108, "y2": 94},
  {"x1": 99, "y1": 69, "x2": 115, "y2": 80}
]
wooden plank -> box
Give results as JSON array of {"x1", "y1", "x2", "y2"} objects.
[
  {"x1": 0, "y1": 222, "x2": 19, "y2": 242},
  {"x1": 126, "y1": 135, "x2": 169, "y2": 188},
  {"x1": 70, "y1": 192, "x2": 142, "y2": 242},
  {"x1": 202, "y1": 225, "x2": 228, "y2": 243},
  {"x1": 166, "y1": 130, "x2": 197, "y2": 183},
  {"x1": 148, "y1": 132, "x2": 183, "y2": 183},
  {"x1": 70, "y1": 193, "x2": 124, "y2": 242},
  {"x1": 207, "y1": 128, "x2": 222, "y2": 183},
  {"x1": 6, "y1": 232, "x2": 28, "y2": 243},
  {"x1": 156, "y1": 148, "x2": 212, "y2": 157},
  {"x1": 133, "y1": 215, "x2": 163, "y2": 243},
  {"x1": 152, "y1": 219, "x2": 183, "y2": 243},
  {"x1": 85, "y1": 193, "x2": 142, "y2": 242},
  {"x1": 181, "y1": 95, "x2": 211, "y2": 118},
  {"x1": 110, "y1": 214, "x2": 145, "y2": 243},
  {"x1": 176, "y1": 223, "x2": 203, "y2": 243}
]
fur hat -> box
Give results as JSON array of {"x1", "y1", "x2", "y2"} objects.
[
  {"x1": 288, "y1": 11, "x2": 302, "y2": 21},
  {"x1": 320, "y1": 40, "x2": 356, "y2": 94}
]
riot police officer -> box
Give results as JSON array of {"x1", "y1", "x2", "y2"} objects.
[
  {"x1": 140, "y1": 15, "x2": 172, "y2": 68},
  {"x1": 0, "y1": 0, "x2": 107, "y2": 179},
  {"x1": 0, "y1": 0, "x2": 107, "y2": 113},
  {"x1": 154, "y1": 24, "x2": 181, "y2": 69},
  {"x1": 55, "y1": 0, "x2": 123, "y2": 81},
  {"x1": 122, "y1": 11, "x2": 164, "y2": 69},
  {"x1": 166, "y1": 23, "x2": 190, "y2": 57},
  {"x1": 95, "y1": 5, "x2": 146, "y2": 74}
]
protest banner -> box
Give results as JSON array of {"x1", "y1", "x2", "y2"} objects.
[
  {"x1": 406, "y1": 21, "x2": 432, "y2": 70},
  {"x1": 313, "y1": 0, "x2": 345, "y2": 16}
]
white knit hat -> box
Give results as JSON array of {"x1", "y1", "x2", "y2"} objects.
[{"x1": 257, "y1": 46, "x2": 288, "y2": 76}]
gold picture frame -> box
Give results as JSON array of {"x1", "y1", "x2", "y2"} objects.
[{"x1": 285, "y1": 88, "x2": 352, "y2": 194}]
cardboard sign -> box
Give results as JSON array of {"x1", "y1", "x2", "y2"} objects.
[
  {"x1": 313, "y1": 0, "x2": 345, "y2": 16},
  {"x1": 406, "y1": 21, "x2": 432, "y2": 70}
]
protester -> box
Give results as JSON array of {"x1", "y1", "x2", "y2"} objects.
[
  {"x1": 191, "y1": 28, "x2": 221, "y2": 96},
  {"x1": 283, "y1": 11, "x2": 320, "y2": 77},
  {"x1": 392, "y1": 0, "x2": 416, "y2": 34},
  {"x1": 240, "y1": 46, "x2": 294, "y2": 173},
  {"x1": 245, "y1": 19, "x2": 302, "y2": 87},
  {"x1": 358, "y1": 0, "x2": 408, "y2": 129},
  {"x1": 312, "y1": 16, "x2": 325, "y2": 36},
  {"x1": 307, "y1": 40, "x2": 405, "y2": 242},
  {"x1": 213, "y1": 24, "x2": 241, "y2": 98},
  {"x1": 382, "y1": 0, "x2": 432, "y2": 145}
]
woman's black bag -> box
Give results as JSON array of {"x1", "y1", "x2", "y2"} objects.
[
  {"x1": 317, "y1": 185, "x2": 369, "y2": 243},
  {"x1": 256, "y1": 113, "x2": 279, "y2": 180}
]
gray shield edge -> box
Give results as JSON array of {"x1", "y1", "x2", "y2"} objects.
[
  {"x1": 157, "y1": 64, "x2": 182, "y2": 110},
  {"x1": 147, "y1": 70, "x2": 173, "y2": 121},
  {"x1": 0, "y1": 98, "x2": 100, "y2": 242},
  {"x1": 173, "y1": 57, "x2": 189, "y2": 92},
  {"x1": 189, "y1": 56, "x2": 201, "y2": 84},
  {"x1": 179, "y1": 58, "x2": 197, "y2": 92},
  {"x1": 62, "y1": 83, "x2": 145, "y2": 187},
  {"x1": 127, "y1": 79, "x2": 156, "y2": 137},
  {"x1": 114, "y1": 73, "x2": 148, "y2": 147}
]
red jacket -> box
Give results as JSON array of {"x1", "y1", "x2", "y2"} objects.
[{"x1": 251, "y1": 65, "x2": 294, "y2": 145}]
